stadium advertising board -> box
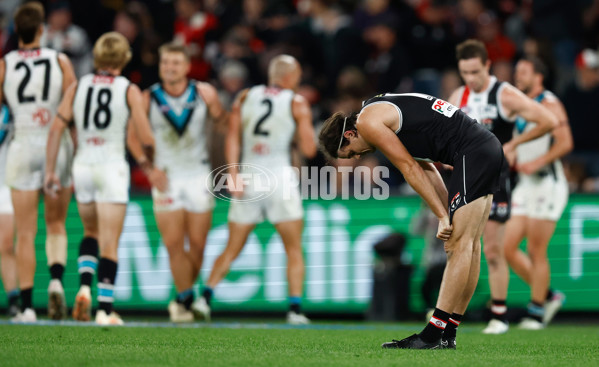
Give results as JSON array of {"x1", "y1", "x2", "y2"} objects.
[{"x1": 1, "y1": 195, "x2": 598, "y2": 313}]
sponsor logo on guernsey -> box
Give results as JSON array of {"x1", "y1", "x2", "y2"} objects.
[{"x1": 431, "y1": 98, "x2": 458, "y2": 118}]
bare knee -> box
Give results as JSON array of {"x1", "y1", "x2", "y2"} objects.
[
  {"x1": 444, "y1": 237, "x2": 473, "y2": 259},
  {"x1": 483, "y1": 241, "x2": 504, "y2": 267}
]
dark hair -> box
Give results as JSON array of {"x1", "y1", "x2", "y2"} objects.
[
  {"x1": 318, "y1": 112, "x2": 358, "y2": 159},
  {"x1": 456, "y1": 39, "x2": 488, "y2": 64},
  {"x1": 519, "y1": 55, "x2": 548, "y2": 79},
  {"x1": 14, "y1": 2, "x2": 45, "y2": 44}
]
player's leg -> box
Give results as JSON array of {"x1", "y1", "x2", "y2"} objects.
[
  {"x1": 43, "y1": 187, "x2": 71, "y2": 320},
  {"x1": 0, "y1": 211, "x2": 19, "y2": 317},
  {"x1": 445, "y1": 195, "x2": 492, "y2": 344},
  {"x1": 12, "y1": 189, "x2": 39, "y2": 321},
  {"x1": 72, "y1": 202, "x2": 99, "y2": 321},
  {"x1": 94, "y1": 202, "x2": 127, "y2": 325},
  {"x1": 186, "y1": 210, "x2": 213, "y2": 281},
  {"x1": 186, "y1": 210, "x2": 212, "y2": 320},
  {"x1": 519, "y1": 218, "x2": 555, "y2": 329},
  {"x1": 481, "y1": 219, "x2": 510, "y2": 332},
  {"x1": 155, "y1": 209, "x2": 195, "y2": 322},
  {"x1": 198, "y1": 221, "x2": 254, "y2": 321},
  {"x1": 274, "y1": 219, "x2": 309, "y2": 324},
  {"x1": 503, "y1": 216, "x2": 530, "y2": 282}
]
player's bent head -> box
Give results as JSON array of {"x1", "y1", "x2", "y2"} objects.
[
  {"x1": 14, "y1": 1, "x2": 45, "y2": 44},
  {"x1": 456, "y1": 39, "x2": 488, "y2": 64},
  {"x1": 268, "y1": 54, "x2": 301, "y2": 89},
  {"x1": 319, "y1": 112, "x2": 358, "y2": 160},
  {"x1": 93, "y1": 32, "x2": 132, "y2": 71}
]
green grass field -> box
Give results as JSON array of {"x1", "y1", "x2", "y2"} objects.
[{"x1": 0, "y1": 321, "x2": 597, "y2": 367}]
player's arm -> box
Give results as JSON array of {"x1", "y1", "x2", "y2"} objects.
[
  {"x1": 501, "y1": 85, "x2": 558, "y2": 150},
  {"x1": 517, "y1": 97, "x2": 574, "y2": 175},
  {"x1": 292, "y1": 94, "x2": 317, "y2": 159},
  {"x1": 44, "y1": 81, "x2": 77, "y2": 196},
  {"x1": 126, "y1": 86, "x2": 167, "y2": 191},
  {"x1": 197, "y1": 82, "x2": 228, "y2": 125},
  {"x1": 418, "y1": 161, "x2": 448, "y2": 210},
  {"x1": 58, "y1": 53, "x2": 77, "y2": 95},
  {"x1": 447, "y1": 86, "x2": 464, "y2": 107},
  {"x1": 0, "y1": 58, "x2": 5, "y2": 103},
  {"x1": 225, "y1": 88, "x2": 249, "y2": 196},
  {"x1": 357, "y1": 106, "x2": 452, "y2": 240}
]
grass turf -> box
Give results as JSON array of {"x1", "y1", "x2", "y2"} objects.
[{"x1": 0, "y1": 322, "x2": 597, "y2": 367}]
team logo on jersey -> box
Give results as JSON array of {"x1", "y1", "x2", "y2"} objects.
[
  {"x1": 32, "y1": 107, "x2": 51, "y2": 127},
  {"x1": 496, "y1": 202, "x2": 508, "y2": 217},
  {"x1": 450, "y1": 192, "x2": 461, "y2": 212}
]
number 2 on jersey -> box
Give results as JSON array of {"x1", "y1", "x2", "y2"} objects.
[
  {"x1": 83, "y1": 87, "x2": 112, "y2": 129},
  {"x1": 254, "y1": 99, "x2": 272, "y2": 136}
]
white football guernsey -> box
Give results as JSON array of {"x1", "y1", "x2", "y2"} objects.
[
  {"x1": 240, "y1": 85, "x2": 295, "y2": 167},
  {"x1": 148, "y1": 81, "x2": 209, "y2": 175},
  {"x1": 72, "y1": 73, "x2": 130, "y2": 164},
  {"x1": 3, "y1": 47, "x2": 63, "y2": 145}
]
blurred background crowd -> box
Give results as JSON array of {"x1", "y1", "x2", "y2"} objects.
[{"x1": 1, "y1": 0, "x2": 599, "y2": 193}]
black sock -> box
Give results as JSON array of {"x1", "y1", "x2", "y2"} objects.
[
  {"x1": 527, "y1": 301, "x2": 544, "y2": 323},
  {"x1": 419, "y1": 308, "x2": 451, "y2": 342},
  {"x1": 78, "y1": 237, "x2": 99, "y2": 287},
  {"x1": 21, "y1": 288, "x2": 33, "y2": 310},
  {"x1": 202, "y1": 287, "x2": 213, "y2": 306},
  {"x1": 97, "y1": 258, "x2": 118, "y2": 314},
  {"x1": 49, "y1": 264, "x2": 65, "y2": 281},
  {"x1": 7, "y1": 289, "x2": 19, "y2": 307},
  {"x1": 443, "y1": 313, "x2": 463, "y2": 339},
  {"x1": 176, "y1": 288, "x2": 195, "y2": 310},
  {"x1": 546, "y1": 289, "x2": 554, "y2": 302},
  {"x1": 490, "y1": 299, "x2": 507, "y2": 323},
  {"x1": 289, "y1": 296, "x2": 301, "y2": 314}
]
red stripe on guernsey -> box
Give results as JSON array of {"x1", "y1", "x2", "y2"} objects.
[
  {"x1": 449, "y1": 318, "x2": 460, "y2": 326},
  {"x1": 459, "y1": 86, "x2": 470, "y2": 108},
  {"x1": 429, "y1": 316, "x2": 447, "y2": 329}
]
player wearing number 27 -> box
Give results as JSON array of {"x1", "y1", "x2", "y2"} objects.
[
  {"x1": 45, "y1": 32, "x2": 162, "y2": 325},
  {"x1": 0, "y1": 2, "x2": 76, "y2": 322}
]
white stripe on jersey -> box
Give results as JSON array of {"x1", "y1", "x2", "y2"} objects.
[
  {"x1": 72, "y1": 74, "x2": 130, "y2": 164},
  {"x1": 2, "y1": 48, "x2": 63, "y2": 144}
]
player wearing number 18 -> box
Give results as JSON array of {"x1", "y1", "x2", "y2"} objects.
[
  {"x1": 44, "y1": 32, "x2": 162, "y2": 325},
  {"x1": 0, "y1": 1, "x2": 77, "y2": 322}
]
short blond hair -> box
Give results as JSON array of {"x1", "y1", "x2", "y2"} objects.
[
  {"x1": 93, "y1": 32, "x2": 132, "y2": 71},
  {"x1": 158, "y1": 42, "x2": 191, "y2": 62}
]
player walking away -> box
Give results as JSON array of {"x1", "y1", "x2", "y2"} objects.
[
  {"x1": 448, "y1": 39, "x2": 559, "y2": 335},
  {"x1": 319, "y1": 92, "x2": 556, "y2": 349},
  {"x1": 0, "y1": 2, "x2": 76, "y2": 322},
  {"x1": 197, "y1": 55, "x2": 317, "y2": 324},
  {"x1": 504, "y1": 56, "x2": 572, "y2": 330},
  {"x1": 144, "y1": 43, "x2": 227, "y2": 322},
  {"x1": 45, "y1": 32, "x2": 162, "y2": 325},
  {"x1": 0, "y1": 104, "x2": 19, "y2": 317}
]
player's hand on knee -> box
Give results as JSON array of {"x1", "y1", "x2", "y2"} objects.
[
  {"x1": 43, "y1": 173, "x2": 61, "y2": 198},
  {"x1": 436, "y1": 216, "x2": 453, "y2": 242},
  {"x1": 148, "y1": 168, "x2": 168, "y2": 192}
]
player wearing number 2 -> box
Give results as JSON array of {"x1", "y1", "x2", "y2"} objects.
[
  {"x1": 0, "y1": 2, "x2": 76, "y2": 322},
  {"x1": 45, "y1": 32, "x2": 163, "y2": 325},
  {"x1": 197, "y1": 55, "x2": 317, "y2": 324}
]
